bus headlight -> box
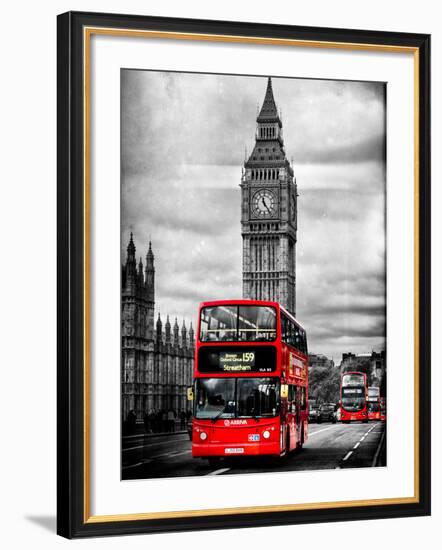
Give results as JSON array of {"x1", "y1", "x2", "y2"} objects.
[
  {"x1": 262, "y1": 430, "x2": 270, "y2": 439},
  {"x1": 199, "y1": 432, "x2": 207, "y2": 441}
]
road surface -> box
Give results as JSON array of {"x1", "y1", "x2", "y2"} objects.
[{"x1": 122, "y1": 421, "x2": 386, "y2": 480}]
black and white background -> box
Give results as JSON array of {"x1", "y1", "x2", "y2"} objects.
[
  {"x1": 122, "y1": 70, "x2": 386, "y2": 359},
  {"x1": 121, "y1": 69, "x2": 387, "y2": 479}
]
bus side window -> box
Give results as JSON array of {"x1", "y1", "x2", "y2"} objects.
[
  {"x1": 281, "y1": 315, "x2": 287, "y2": 343},
  {"x1": 302, "y1": 330, "x2": 307, "y2": 354},
  {"x1": 293, "y1": 326, "x2": 306, "y2": 354},
  {"x1": 283, "y1": 317, "x2": 289, "y2": 345},
  {"x1": 288, "y1": 320, "x2": 295, "y2": 347},
  {"x1": 288, "y1": 385, "x2": 296, "y2": 413}
]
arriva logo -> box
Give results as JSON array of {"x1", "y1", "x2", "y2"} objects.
[{"x1": 224, "y1": 419, "x2": 248, "y2": 426}]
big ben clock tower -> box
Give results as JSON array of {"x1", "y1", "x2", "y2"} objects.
[{"x1": 241, "y1": 77, "x2": 297, "y2": 315}]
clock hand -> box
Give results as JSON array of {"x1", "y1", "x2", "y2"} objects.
[{"x1": 262, "y1": 197, "x2": 272, "y2": 214}]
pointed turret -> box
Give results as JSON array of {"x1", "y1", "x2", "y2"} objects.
[
  {"x1": 173, "y1": 317, "x2": 179, "y2": 346},
  {"x1": 127, "y1": 232, "x2": 136, "y2": 261},
  {"x1": 257, "y1": 77, "x2": 280, "y2": 124},
  {"x1": 138, "y1": 257, "x2": 144, "y2": 282},
  {"x1": 145, "y1": 240, "x2": 155, "y2": 300},
  {"x1": 146, "y1": 240, "x2": 154, "y2": 268},
  {"x1": 188, "y1": 322, "x2": 194, "y2": 345},
  {"x1": 124, "y1": 233, "x2": 137, "y2": 286},
  {"x1": 181, "y1": 320, "x2": 187, "y2": 348},
  {"x1": 156, "y1": 312, "x2": 162, "y2": 343},
  {"x1": 165, "y1": 314, "x2": 171, "y2": 343}
]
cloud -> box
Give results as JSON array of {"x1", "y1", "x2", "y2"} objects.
[{"x1": 121, "y1": 70, "x2": 386, "y2": 361}]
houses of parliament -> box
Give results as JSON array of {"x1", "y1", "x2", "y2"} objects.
[
  {"x1": 121, "y1": 77, "x2": 298, "y2": 423},
  {"x1": 121, "y1": 234, "x2": 194, "y2": 421}
]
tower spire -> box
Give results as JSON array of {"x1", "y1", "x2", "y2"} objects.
[
  {"x1": 156, "y1": 312, "x2": 163, "y2": 343},
  {"x1": 126, "y1": 232, "x2": 136, "y2": 262},
  {"x1": 165, "y1": 314, "x2": 171, "y2": 343},
  {"x1": 257, "y1": 77, "x2": 280, "y2": 123},
  {"x1": 145, "y1": 239, "x2": 155, "y2": 300},
  {"x1": 173, "y1": 317, "x2": 179, "y2": 345}
]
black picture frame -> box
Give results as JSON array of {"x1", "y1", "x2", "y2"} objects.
[{"x1": 57, "y1": 10, "x2": 431, "y2": 538}]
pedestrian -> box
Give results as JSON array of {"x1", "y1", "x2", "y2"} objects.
[
  {"x1": 148, "y1": 409, "x2": 155, "y2": 433},
  {"x1": 143, "y1": 409, "x2": 152, "y2": 434},
  {"x1": 180, "y1": 410, "x2": 186, "y2": 430},
  {"x1": 127, "y1": 409, "x2": 136, "y2": 434},
  {"x1": 167, "y1": 409, "x2": 175, "y2": 432}
]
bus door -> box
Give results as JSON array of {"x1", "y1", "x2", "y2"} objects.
[
  {"x1": 286, "y1": 385, "x2": 296, "y2": 451},
  {"x1": 295, "y1": 386, "x2": 303, "y2": 439}
]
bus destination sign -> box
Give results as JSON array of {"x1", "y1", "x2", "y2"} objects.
[
  {"x1": 342, "y1": 387, "x2": 363, "y2": 395},
  {"x1": 219, "y1": 351, "x2": 255, "y2": 372},
  {"x1": 198, "y1": 346, "x2": 276, "y2": 373}
]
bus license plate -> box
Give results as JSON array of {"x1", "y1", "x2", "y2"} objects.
[{"x1": 225, "y1": 448, "x2": 244, "y2": 454}]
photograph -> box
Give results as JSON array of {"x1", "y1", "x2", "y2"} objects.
[{"x1": 120, "y1": 70, "x2": 387, "y2": 480}]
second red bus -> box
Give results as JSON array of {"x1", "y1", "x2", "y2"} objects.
[{"x1": 340, "y1": 371, "x2": 368, "y2": 423}]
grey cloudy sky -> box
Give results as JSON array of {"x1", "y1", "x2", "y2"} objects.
[{"x1": 121, "y1": 70, "x2": 386, "y2": 362}]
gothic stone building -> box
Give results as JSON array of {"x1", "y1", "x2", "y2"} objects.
[
  {"x1": 241, "y1": 77, "x2": 298, "y2": 315},
  {"x1": 121, "y1": 234, "x2": 194, "y2": 422}
]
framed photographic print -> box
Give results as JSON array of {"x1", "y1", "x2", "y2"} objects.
[{"x1": 57, "y1": 11, "x2": 431, "y2": 538}]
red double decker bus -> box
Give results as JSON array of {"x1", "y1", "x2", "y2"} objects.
[
  {"x1": 340, "y1": 372, "x2": 368, "y2": 423},
  {"x1": 367, "y1": 386, "x2": 381, "y2": 421},
  {"x1": 190, "y1": 300, "x2": 308, "y2": 462}
]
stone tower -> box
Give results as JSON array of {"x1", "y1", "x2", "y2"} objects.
[{"x1": 241, "y1": 77, "x2": 297, "y2": 315}]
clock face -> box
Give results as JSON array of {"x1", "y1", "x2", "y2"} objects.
[{"x1": 252, "y1": 189, "x2": 276, "y2": 218}]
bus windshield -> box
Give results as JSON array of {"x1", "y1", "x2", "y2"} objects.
[
  {"x1": 341, "y1": 396, "x2": 365, "y2": 412},
  {"x1": 199, "y1": 305, "x2": 276, "y2": 342},
  {"x1": 195, "y1": 377, "x2": 279, "y2": 419},
  {"x1": 341, "y1": 387, "x2": 365, "y2": 412}
]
